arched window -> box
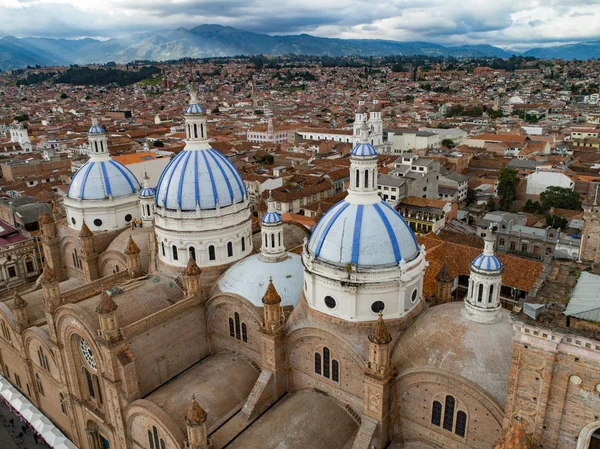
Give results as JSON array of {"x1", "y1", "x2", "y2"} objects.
[
  {"x1": 234, "y1": 312, "x2": 241, "y2": 340},
  {"x1": 187, "y1": 124, "x2": 190, "y2": 139},
  {"x1": 332, "y1": 360, "x2": 339, "y2": 382},
  {"x1": 241, "y1": 237, "x2": 246, "y2": 252},
  {"x1": 242, "y1": 323, "x2": 247, "y2": 342},
  {"x1": 355, "y1": 170, "x2": 360, "y2": 188},
  {"x1": 271, "y1": 234, "x2": 275, "y2": 248},
  {"x1": 315, "y1": 347, "x2": 339, "y2": 383},
  {"x1": 149, "y1": 426, "x2": 165, "y2": 449},
  {"x1": 35, "y1": 373, "x2": 44, "y2": 396},
  {"x1": 499, "y1": 238, "x2": 505, "y2": 247},
  {"x1": 189, "y1": 247, "x2": 196, "y2": 261},
  {"x1": 229, "y1": 318, "x2": 234, "y2": 337},
  {"x1": 208, "y1": 245, "x2": 216, "y2": 261},
  {"x1": 94, "y1": 141, "x2": 98, "y2": 152},
  {"x1": 455, "y1": 410, "x2": 467, "y2": 437},
  {"x1": 431, "y1": 400, "x2": 442, "y2": 426},
  {"x1": 200, "y1": 123, "x2": 204, "y2": 138},
  {"x1": 443, "y1": 395, "x2": 455, "y2": 431},
  {"x1": 84, "y1": 368, "x2": 95, "y2": 399},
  {"x1": 477, "y1": 284, "x2": 483, "y2": 303},
  {"x1": 59, "y1": 393, "x2": 66, "y2": 414},
  {"x1": 227, "y1": 242, "x2": 233, "y2": 257},
  {"x1": 146, "y1": 204, "x2": 150, "y2": 216},
  {"x1": 172, "y1": 245, "x2": 178, "y2": 261},
  {"x1": 264, "y1": 234, "x2": 268, "y2": 248},
  {"x1": 365, "y1": 170, "x2": 369, "y2": 189},
  {"x1": 323, "y1": 347, "x2": 330, "y2": 378},
  {"x1": 193, "y1": 123, "x2": 198, "y2": 138},
  {"x1": 161, "y1": 242, "x2": 165, "y2": 257},
  {"x1": 278, "y1": 233, "x2": 281, "y2": 246},
  {"x1": 1, "y1": 321, "x2": 11, "y2": 341},
  {"x1": 38, "y1": 347, "x2": 49, "y2": 371},
  {"x1": 510, "y1": 241, "x2": 516, "y2": 251},
  {"x1": 100, "y1": 141, "x2": 104, "y2": 152},
  {"x1": 488, "y1": 285, "x2": 494, "y2": 303},
  {"x1": 314, "y1": 353, "x2": 321, "y2": 375}
]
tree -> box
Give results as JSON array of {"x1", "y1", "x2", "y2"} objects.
[
  {"x1": 540, "y1": 186, "x2": 581, "y2": 211},
  {"x1": 259, "y1": 154, "x2": 274, "y2": 164},
  {"x1": 523, "y1": 199, "x2": 541, "y2": 213},
  {"x1": 441, "y1": 138, "x2": 455, "y2": 149},
  {"x1": 497, "y1": 167, "x2": 519, "y2": 211},
  {"x1": 546, "y1": 214, "x2": 568, "y2": 230},
  {"x1": 60, "y1": 92, "x2": 68, "y2": 99},
  {"x1": 153, "y1": 140, "x2": 164, "y2": 147},
  {"x1": 14, "y1": 113, "x2": 29, "y2": 122}
]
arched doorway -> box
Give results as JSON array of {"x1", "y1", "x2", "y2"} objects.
[
  {"x1": 86, "y1": 421, "x2": 110, "y2": 449},
  {"x1": 576, "y1": 422, "x2": 600, "y2": 449}
]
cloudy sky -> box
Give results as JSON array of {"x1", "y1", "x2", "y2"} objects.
[{"x1": 2, "y1": 0, "x2": 600, "y2": 50}]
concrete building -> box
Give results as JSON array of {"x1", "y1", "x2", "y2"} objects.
[
  {"x1": 525, "y1": 171, "x2": 575, "y2": 196},
  {"x1": 387, "y1": 129, "x2": 440, "y2": 153}
]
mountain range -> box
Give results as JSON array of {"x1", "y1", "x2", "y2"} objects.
[{"x1": 0, "y1": 24, "x2": 598, "y2": 71}]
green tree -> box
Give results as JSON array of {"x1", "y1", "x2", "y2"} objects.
[
  {"x1": 260, "y1": 154, "x2": 274, "y2": 164},
  {"x1": 441, "y1": 138, "x2": 455, "y2": 149},
  {"x1": 523, "y1": 199, "x2": 541, "y2": 213},
  {"x1": 60, "y1": 92, "x2": 68, "y2": 99},
  {"x1": 497, "y1": 167, "x2": 519, "y2": 211},
  {"x1": 153, "y1": 140, "x2": 164, "y2": 148},
  {"x1": 546, "y1": 214, "x2": 568, "y2": 230},
  {"x1": 540, "y1": 186, "x2": 581, "y2": 211},
  {"x1": 14, "y1": 113, "x2": 29, "y2": 122}
]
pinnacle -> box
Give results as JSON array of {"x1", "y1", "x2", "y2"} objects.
[
  {"x1": 262, "y1": 276, "x2": 281, "y2": 305},
  {"x1": 96, "y1": 289, "x2": 118, "y2": 315},
  {"x1": 369, "y1": 311, "x2": 392, "y2": 345},
  {"x1": 79, "y1": 221, "x2": 93, "y2": 238},
  {"x1": 40, "y1": 262, "x2": 56, "y2": 284},
  {"x1": 124, "y1": 235, "x2": 140, "y2": 255},
  {"x1": 12, "y1": 290, "x2": 27, "y2": 310},
  {"x1": 186, "y1": 393, "x2": 207, "y2": 425},
  {"x1": 185, "y1": 257, "x2": 202, "y2": 276}
]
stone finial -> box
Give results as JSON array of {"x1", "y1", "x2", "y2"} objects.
[
  {"x1": 91, "y1": 117, "x2": 99, "y2": 127},
  {"x1": 189, "y1": 84, "x2": 199, "y2": 104},
  {"x1": 314, "y1": 202, "x2": 324, "y2": 221},
  {"x1": 124, "y1": 235, "x2": 140, "y2": 255},
  {"x1": 12, "y1": 290, "x2": 27, "y2": 310},
  {"x1": 262, "y1": 277, "x2": 281, "y2": 305},
  {"x1": 185, "y1": 257, "x2": 202, "y2": 276},
  {"x1": 185, "y1": 394, "x2": 207, "y2": 425},
  {"x1": 40, "y1": 262, "x2": 56, "y2": 284},
  {"x1": 79, "y1": 221, "x2": 93, "y2": 238},
  {"x1": 435, "y1": 259, "x2": 453, "y2": 283},
  {"x1": 493, "y1": 415, "x2": 534, "y2": 449},
  {"x1": 96, "y1": 289, "x2": 118, "y2": 315},
  {"x1": 369, "y1": 311, "x2": 392, "y2": 345}
]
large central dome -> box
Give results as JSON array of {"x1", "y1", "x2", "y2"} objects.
[
  {"x1": 308, "y1": 199, "x2": 419, "y2": 268},
  {"x1": 155, "y1": 147, "x2": 247, "y2": 210}
]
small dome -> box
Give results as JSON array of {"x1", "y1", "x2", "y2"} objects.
[
  {"x1": 88, "y1": 124, "x2": 105, "y2": 134},
  {"x1": 186, "y1": 104, "x2": 205, "y2": 114},
  {"x1": 262, "y1": 211, "x2": 282, "y2": 224},
  {"x1": 155, "y1": 148, "x2": 247, "y2": 211},
  {"x1": 393, "y1": 302, "x2": 513, "y2": 405},
  {"x1": 308, "y1": 200, "x2": 419, "y2": 267},
  {"x1": 139, "y1": 187, "x2": 156, "y2": 198},
  {"x1": 472, "y1": 253, "x2": 502, "y2": 271},
  {"x1": 217, "y1": 253, "x2": 303, "y2": 307},
  {"x1": 68, "y1": 160, "x2": 141, "y2": 200},
  {"x1": 351, "y1": 143, "x2": 377, "y2": 157}
]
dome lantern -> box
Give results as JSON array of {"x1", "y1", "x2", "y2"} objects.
[{"x1": 260, "y1": 192, "x2": 286, "y2": 263}]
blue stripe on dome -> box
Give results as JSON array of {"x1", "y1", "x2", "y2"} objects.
[
  {"x1": 140, "y1": 187, "x2": 155, "y2": 197},
  {"x1": 207, "y1": 150, "x2": 234, "y2": 203},
  {"x1": 186, "y1": 104, "x2": 205, "y2": 114},
  {"x1": 210, "y1": 149, "x2": 247, "y2": 200},
  {"x1": 77, "y1": 162, "x2": 94, "y2": 198},
  {"x1": 194, "y1": 151, "x2": 200, "y2": 207},
  {"x1": 373, "y1": 202, "x2": 401, "y2": 263},
  {"x1": 108, "y1": 160, "x2": 137, "y2": 194},
  {"x1": 100, "y1": 162, "x2": 112, "y2": 197},
  {"x1": 381, "y1": 200, "x2": 419, "y2": 251},
  {"x1": 201, "y1": 150, "x2": 219, "y2": 208},
  {"x1": 351, "y1": 143, "x2": 377, "y2": 156},
  {"x1": 177, "y1": 151, "x2": 192, "y2": 207},
  {"x1": 161, "y1": 151, "x2": 186, "y2": 207},
  {"x1": 472, "y1": 253, "x2": 502, "y2": 271},
  {"x1": 262, "y1": 211, "x2": 282, "y2": 223},
  {"x1": 314, "y1": 201, "x2": 350, "y2": 257},
  {"x1": 351, "y1": 204, "x2": 364, "y2": 265}
]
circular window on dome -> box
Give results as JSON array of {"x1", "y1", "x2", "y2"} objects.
[
  {"x1": 125, "y1": 214, "x2": 132, "y2": 222},
  {"x1": 79, "y1": 338, "x2": 96, "y2": 370},
  {"x1": 371, "y1": 301, "x2": 385, "y2": 314},
  {"x1": 411, "y1": 288, "x2": 419, "y2": 303},
  {"x1": 93, "y1": 218, "x2": 102, "y2": 227},
  {"x1": 71, "y1": 217, "x2": 76, "y2": 225},
  {"x1": 324, "y1": 295, "x2": 336, "y2": 309}
]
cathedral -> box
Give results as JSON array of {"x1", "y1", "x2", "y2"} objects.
[{"x1": 0, "y1": 86, "x2": 598, "y2": 449}]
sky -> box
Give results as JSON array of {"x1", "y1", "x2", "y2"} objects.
[{"x1": 2, "y1": 0, "x2": 600, "y2": 51}]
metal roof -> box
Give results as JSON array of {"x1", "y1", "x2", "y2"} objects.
[{"x1": 564, "y1": 271, "x2": 600, "y2": 322}]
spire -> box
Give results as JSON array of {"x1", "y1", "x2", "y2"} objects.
[
  {"x1": 358, "y1": 120, "x2": 370, "y2": 143},
  {"x1": 124, "y1": 235, "x2": 140, "y2": 255},
  {"x1": 79, "y1": 221, "x2": 93, "y2": 238},
  {"x1": 262, "y1": 277, "x2": 281, "y2": 305},
  {"x1": 493, "y1": 415, "x2": 534, "y2": 449},
  {"x1": 142, "y1": 171, "x2": 150, "y2": 189},
  {"x1": 186, "y1": 394, "x2": 207, "y2": 425},
  {"x1": 96, "y1": 289, "x2": 118, "y2": 315},
  {"x1": 369, "y1": 311, "x2": 392, "y2": 345},
  {"x1": 185, "y1": 257, "x2": 202, "y2": 276},
  {"x1": 314, "y1": 202, "x2": 324, "y2": 221},
  {"x1": 189, "y1": 83, "x2": 199, "y2": 105},
  {"x1": 436, "y1": 259, "x2": 453, "y2": 283},
  {"x1": 12, "y1": 290, "x2": 27, "y2": 310},
  {"x1": 40, "y1": 262, "x2": 56, "y2": 284},
  {"x1": 483, "y1": 223, "x2": 496, "y2": 256}
]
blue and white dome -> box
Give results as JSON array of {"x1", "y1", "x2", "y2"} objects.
[
  {"x1": 155, "y1": 148, "x2": 247, "y2": 211},
  {"x1": 351, "y1": 142, "x2": 377, "y2": 157},
  {"x1": 139, "y1": 186, "x2": 156, "y2": 198},
  {"x1": 68, "y1": 160, "x2": 141, "y2": 200},
  {"x1": 471, "y1": 253, "x2": 502, "y2": 272},
  {"x1": 262, "y1": 210, "x2": 282, "y2": 224},
  {"x1": 88, "y1": 124, "x2": 105, "y2": 134},
  {"x1": 186, "y1": 104, "x2": 205, "y2": 114},
  {"x1": 308, "y1": 200, "x2": 419, "y2": 267}
]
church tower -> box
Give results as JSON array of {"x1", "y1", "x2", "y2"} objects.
[
  {"x1": 368, "y1": 100, "x2": 383, "y2": 146},
  {"x1": 463, "y1": 224, "x2": 504, "y2": 324},
  {"x1": 259, "y1": 193, "x2": 286, "y2": 263},
  {"x1": 79, "y1": 221, "x2": 100, "y2": 283},
  {"x1": 353, "y1": 101, "x2": 367, "y2": 140},
  {"x1": 39, "y1": 212, "x2": 66, "y2": 282},
  {"x1": 139, "y1": 173, "x2": 156, "y2": 225},
  {"x1": 185, "y1": 395, "x2": 211, "y2": 449},
  {"x1": 124, "y1": 236, "x2": 142, "y2": 278}
]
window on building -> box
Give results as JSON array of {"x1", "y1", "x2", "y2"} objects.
[
  {"x1": 371, "y1": 301, "x2": 385, "y2": 313},
  {"x1": 189, "y1": 247, "x2": 196, "y2": 262},
  {"x1": 229, "y1": 318, "x2": 235, "y2": 337},
  {"x1": 271, "y1": 234, "x2": 275, "y2": 248},
  {"x1": 455, "y1": 410, "x2": 467, "y2": 437},
  {"x1": 161, "y1": 242, "x2": 165, "y2": 257},
  {"x1": 323, "y1": 347, "x2": 330, "y2": 378},
  {"x1": 499, "y1": 238, "x2": 505, "y2": 247},
  {"x1": 332, "y1": 360, "x2": 339, "y2": 382},
  {"x1": 193, "y1": 123, "x2": 198, "y2": 139},
  {"x1": 7, "y1": 266, "x2": 16, "y2": 278},
  {"x1": 35, "y1": 373, "x2": 44, "y2": 396},
  {"x1": 241, "y1": 237, "x2": 246, "y2": 252},
  {"x1": 365, "y1": 170, "x2": 369, "y2": 188},
  {"x1": 227, "y1": 242, "x2": 233, "y2": 258},
  {"x1": 25, "y1": 260, "x2": 34, "y2": 273},
  {"x1": 431, "y1": 401, "x2": 442, "y2": 426},
  {"x1": 84, "y1": 368, "x2": 95, "y2": 399},
  {"x1": 522, "y1": 243, "x2": 528, "y2": 252},
  {"x1": 38, "y1": 347, "x2": 49, "y2": 371},
  {"x1": 477, "y1": 284, "x2": 483, "y2": 303},
  {"x1": 60, "y1": 393, "x2": 66, "y2": 414},
  {"x1": 172, "y1": 245, "x2": 178, "y2": 261},
  {"x1": 488, "y1": 285, "x2": 494, "y2": 303},
  {"x1": 315, "y1": 352, "x2": 321, "y2": 375},
  {"x1": 15, "y1": 374, "x2": 21, "y2": 389},
  {"x1": 208, "y1": 245, "x2": 216, "y2": 261},
  {"x1": 1, "y1": 321, "x2": 11, "y2": 341},
  {"x1": 510, "y1": 241, "x2": 516, "y2": 251},
  {"x1": 315, "y1": 347, "x2": 339, "y2": 382},
  {"x1": 443, "y1": 395, "x2": 455, "y2": 431},
  {"x1": 149, "y1": 426, "x2": 166, "y2": 449},
  {"x1": 241, "y1": 323, "x2": 247, "y2": 343},
  {"x1": 355, "y1": 170, "x2": 360, "y2": 188},
  {"x1": 324, "y1": 296, "x2": 336, "y2": 309}
]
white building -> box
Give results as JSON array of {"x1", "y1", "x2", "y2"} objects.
[
  {"x1": 388, "y1": 129, "x2": 440, "y2": 154},
  {"x1": 247, "y1": 117, "x2": 296, "y2": 144},
  {"x1": 525, "y1": 171, "x2": 574, "y2": 196}
]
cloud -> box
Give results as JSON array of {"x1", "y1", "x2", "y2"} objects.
[{"x1": 1, "y1": 0, "x2": 600, "y2": 51}]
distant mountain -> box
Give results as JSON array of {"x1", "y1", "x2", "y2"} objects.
[
  {"x1": 1, "y1": 24, "x2": 595, "y2": 71},
  {"x1": 524, "y1": 41, "x2": 600, "y2": 60}
]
